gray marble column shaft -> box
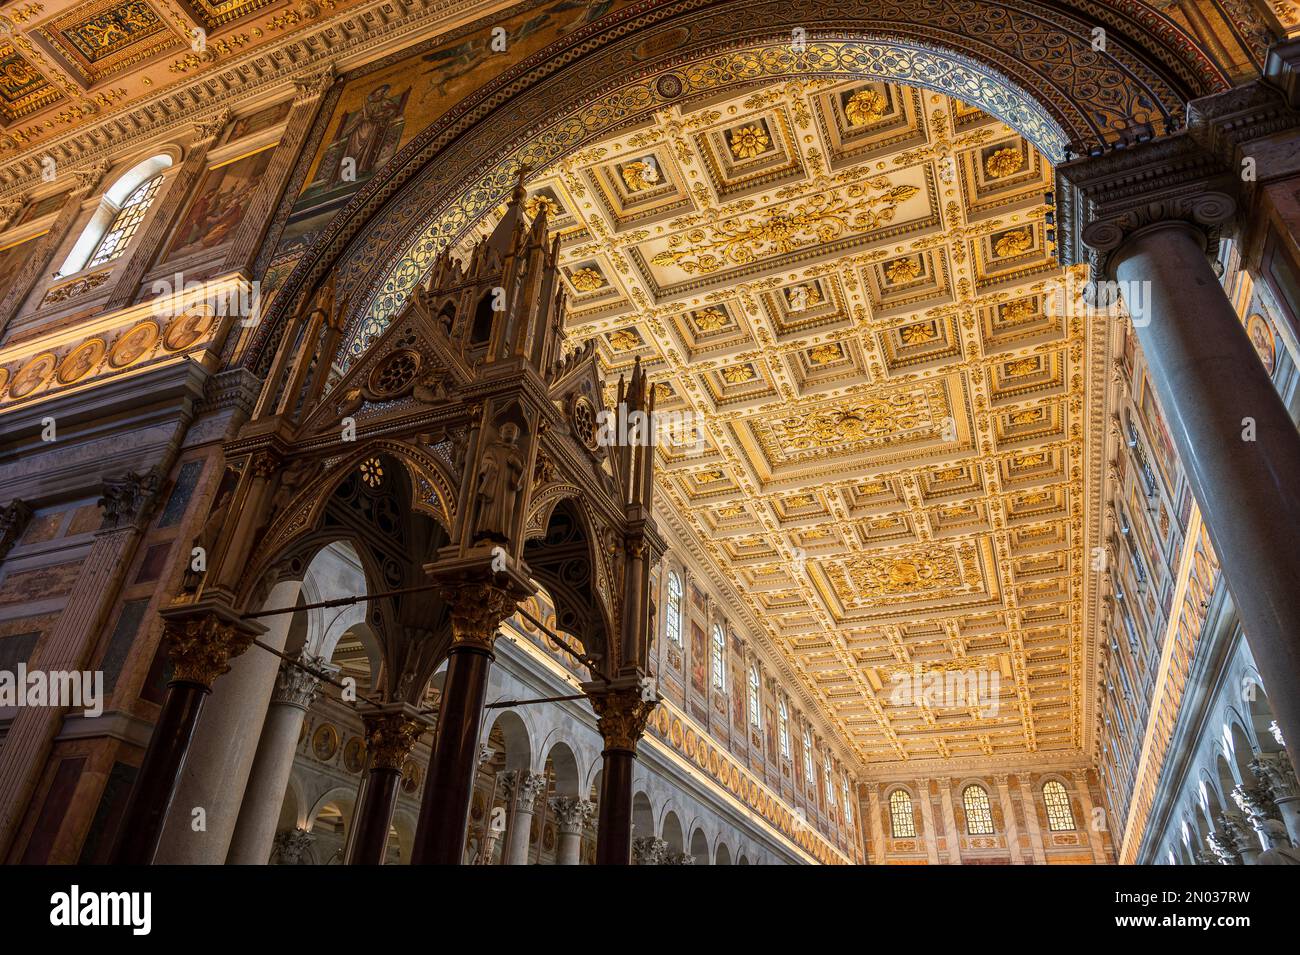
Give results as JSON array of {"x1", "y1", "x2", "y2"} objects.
[
  {"x1": 154, "y1": 578, "x2": 302, "y2": 863},
  {"x1": 1113, "y1": 222, "x2": 1300, "y2": 777},
  {"x1": 226, "y1": 651, "x2": 331, "y2": 863}
]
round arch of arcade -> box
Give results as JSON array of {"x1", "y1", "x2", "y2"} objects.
[{"x1": 250, "y1": 0, "x2": 1227, "y2": 365}]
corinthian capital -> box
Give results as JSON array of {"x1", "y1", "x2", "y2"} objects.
[
  {"x1": 162, "y1": 603, "x2": 263, "y2": 687},
  {"x1": 99, "y1": 468, "x2": 162, "y2": 530},
  {"x1": 272, "y1": 651, "x2": 335, "y2": 709},
  {"x1": 1251, "y1": 753, "x2": 1299, "y2": 802},
  {"x1": 439, "y1": 581, "x2": 521, "y2": 652},
  {"x1": 586, "y1": 679, "x2": 656, "y2": 752},
  {"x1": 361, "y1": 709, "x2": 427, "y2": 771},
  {"x1": 0, "y1": 499, "x2": 33, "y2": 562},
  {"x1": 549, "y1": 796, "x2": 595, "y2": 833},
  {"x1": 501, "y1": 770, "x2": 548, "y2": 812}
]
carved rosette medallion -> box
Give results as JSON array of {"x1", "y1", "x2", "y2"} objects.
[{"x1": 368, "y1": 348, "x2": 422, "y2": 399}]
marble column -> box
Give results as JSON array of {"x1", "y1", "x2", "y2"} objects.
[
  {"x1": 865, "y1": 785, "x2": 886, "y2": 864},
  {"x1": 501, "y1": 770, "x2": 547, "y2": 866},
  {"x1": 0, "y1": 473, "x2": 156, "y2": 859},
  {"x1": 151, "y1": 579, "x2": 301, "y2": 864},
  {"x1": 1216, "y1": 811, "x2": 1257, "y2": 864},
  {"x1": 1072, "y1": 770, "x2": 1107, "y2": 864},
  {"x1": 1252, "y1": 753, "x2": 1300, "y2": 846},
  {"x1": 1017, "y1": 774, "x2": 1048, "y2": 864},
  {"x1": 587, "y1": 679, "x2": 654, "y2": 865},
  {"x1": 938, "y1": 778, "x2": 961, "y2": 864},
  {"x1": 226, "y1": 651, "x2": 333, "y2": 864},
  {"x1": 411, "y1": 583, "x2": 516, "y2": 864},
  {"x1": 994, "y1": 774, "x2": 1023, "y2": 864},
  {"x1": 550, "y1": 796, "x2": 595, "y2": 865},
  {"x1": 1070, "y1": 141, "x2": 1300, "y2": 777},
  {"x1": 349, "y1": 707, "x2": 427, "y2": 864},
  {"x1": 916, "y1": 783, "x2": 940, "y2": 864}
]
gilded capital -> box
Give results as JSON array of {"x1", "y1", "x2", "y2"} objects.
[
  {"x1": 589, "y1": 684, "x2": 656, "y2": 752},
  {"x1": 165, "y1": 611, "x2": 258, "y2": 686},
  {"x1": 441, "y1": 582, "x2": 519, "y2": 651},
  {"x1": 361, "y1": 712, "x2": 426, "y2": 771}
]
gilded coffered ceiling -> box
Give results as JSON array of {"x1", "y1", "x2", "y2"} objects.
[{"x1": 457, "y1": 77, "x2": 1104, "y2": 771}]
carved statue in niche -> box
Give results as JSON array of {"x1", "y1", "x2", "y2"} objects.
[
  {"x1": 473, "y1": 422, "x2": 525, "y2": 543},
  {"x1": 182, "y1": 485, "x2": 234, "y2": 594}
]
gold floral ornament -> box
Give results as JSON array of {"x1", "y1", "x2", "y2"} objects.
[
  {"x1": 693, "y1": 307, "x2": 729, "y2": 332},
  {"x1": 716, "y1": 504, "x2": 745, "y2": 518},
  {"x1": 569, "y1": 267, "x2": 605, "y2": 292},
  {"x1": 776, "y1": 395, "x2": 932, "y2": 451},
  {"x1": 653, "y1": 179, "x2": 918, "y2": 274},
  {"x1": 786, "y1": 494, "x2": 814, "y2": 508},
  {"x1": 1014, "y1": 451, "x2": 1047, "y2": 467},
  {"x1": 999, "y1": 298, "x2": 1036, "y2": 323},
  {"x1": 899, "y1": 320, "x2": 939, "y2": 345},
  {"x1": 1010, "y1": 407, "x2": 1043, "y2": 424},
  {"x1": 729, "y1": 123, "x2": 771, "y2": 159},
  {"x1": 994, "y1": 229, "x2": 1032, "y2": 257},
  {"x1": 985, "y1": 146, "x2": 1025, "y2": 178},
  {"x1": 620, "y1": 158, "x2": 662, "y2": 192},
  {"x1": 1005, "y1": 356, "x2": 1040, "y2": 376},
  {"x1": 808, "y1": 342, "x2": 844, "y2": 365},
  {"x1": 654, "y1": 381, "x2": 674, "y2": 401},
  {"x1": 884, "y1": 257, "x2": 921, "y2": 283},
  {"x1": 359, "y1": 457, "x2": 384, "y2": 488},
  {"x1": 722, "y1": 363, "x2": 756, "y2": 384},
  {"x1": 844, "y1": 88, "x2": 888, "y2": 126},
  {"x1": 609, "y1": 328, "x2": 641, "y2": 350},
  {"x1": 696, "y1": 469, "x2": 726, "y2": 484},
  {"x1": 525, "y1": 194, "x2": 561, "y2": 219}
]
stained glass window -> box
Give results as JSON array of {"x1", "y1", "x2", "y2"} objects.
[
  {"x1": 87, "y1": 174, "x2": 164, "y2": 269},
  {"x1": 711, "y1": 624, "x2": 725, "y2": 690},
  {"x1": 889, "y1": 789, "x2": 916, "y2": 838},
  {"x1": 666, "y1": 571, "x2": 682, "y2": 646},
  {"x1": 1043, "y1": 780, "x2": 1076, "y2": 831},
  {"x1": 748, "y1": 663, "x2": 760, "y2": 726},
  {"x1": 824, "y1": 754, "x2": 836, "y2": 805},
  {"x1": 963, "y1": 784, "x2": 994, "y2": 835},
  {"x1": 802, "y1": 728, "x2": 814, "y2": 784},
  {"x1": 842, "y1": 776, "x2": 853, "y2": 826}
]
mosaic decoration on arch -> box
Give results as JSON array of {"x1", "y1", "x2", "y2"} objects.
[
  {"x1": 251, "y1": 0, "x2": 1219, "y2": 376},
  {"x1": 344, "y1": 40, "x2": 1069, "y2": 358},
  {"x1": 273, "y1": 0, "x2": 622, "y2": 258}
]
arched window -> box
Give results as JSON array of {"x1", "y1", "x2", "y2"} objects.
[
  {"x1": 963, "y1": 784, "x2": 994, "y2": 835},
  {"x1": 710, "y1": 624, "x2": 725, "y2": 690},
  {"x1": 889, "y1": 789, "x2": 915, "y2": 837},
  {"x1": 1042, "y1": 780, "x2": 1076, "y2": 831},
  {"x1": 747, "y1": 663, "x2": 760, "y2": 726},
  {"x1": 824, "y1": 754, "x2": 835, "y2": 805},
  {"x1": 778, "y1": 699, "x2": 790, "y2": 758},
  {"x1": 802, "y1": 728, "x2": 814, "y2": 784},
  {"x1": 842, "y1": 776, "x2": 853, "y2": 826},
  {"x1": 665, "y1": 571, "x2": 682, "y2": 647},
  {"x1": 58, "y1": 154, "x2": 172, "y2": 277}
]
